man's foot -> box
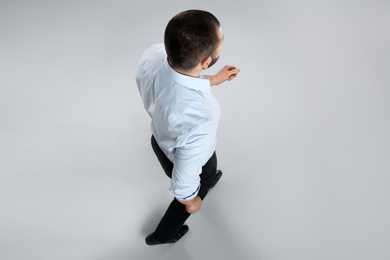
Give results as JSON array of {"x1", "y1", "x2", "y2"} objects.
[
  {"x1": 145, "y1": 225, "x2": 189, "y2": 246},
  {"x1": 209, "y1": 170, "x2": 223, "y2": 189}
]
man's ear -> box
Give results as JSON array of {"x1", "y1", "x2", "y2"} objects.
[{"x1": 201, "y1": 56, "x2": 212, "y2": 70}]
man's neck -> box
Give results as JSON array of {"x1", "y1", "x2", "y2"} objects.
[{"x1": 168, "y1": 60, "x2": 202, "y2": 78}]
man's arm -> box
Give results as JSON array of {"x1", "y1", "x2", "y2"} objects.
[
  {"x1": 169, "y1": 121, "x2": 218, "y2": 214},
  {"x1": 204, "y1": 65, "x2": 240, "y2": 86}
]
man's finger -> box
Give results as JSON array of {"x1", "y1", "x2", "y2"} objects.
[{"x1": 225, "y1": 65, "x2": 236, "y2": 71}]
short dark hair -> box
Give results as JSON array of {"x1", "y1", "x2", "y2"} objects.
[{"x1": 164, "y1": 10, "x2": 221, "y2": 71}]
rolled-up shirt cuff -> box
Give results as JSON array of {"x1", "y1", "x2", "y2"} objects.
[{"x1": 169, "y1": 184, "x2": 200, "y2": 201}]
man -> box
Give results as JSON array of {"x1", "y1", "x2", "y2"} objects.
[{"x1": 136, "y1": 9, "x2": 240, "y2": 246}]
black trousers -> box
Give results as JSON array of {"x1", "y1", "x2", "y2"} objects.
[{"x1": 150, "y1": 135, "x2": 218, "y2": 242}]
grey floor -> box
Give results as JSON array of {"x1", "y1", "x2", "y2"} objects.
[{"x1": 1, "y1": 1, "x2": 389, "y2": 260}]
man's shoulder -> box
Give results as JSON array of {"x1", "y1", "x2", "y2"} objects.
[
  {"x1": 137, "y1": 43, "x2": 166, "y2": 83},
  {"x1": 139, "y1": 43, "x2": 165, "y2": 63}
]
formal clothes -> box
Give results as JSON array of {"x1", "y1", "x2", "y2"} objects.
[{"x1": 136, "y1": 43, "x2": 221, "y2": 242}]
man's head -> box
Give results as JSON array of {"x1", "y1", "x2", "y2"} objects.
[{"x1": 164, "y1": 10, "x2": 223, "y2": 72}]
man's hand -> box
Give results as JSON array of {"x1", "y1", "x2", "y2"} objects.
[
  {"x1": 209, "y1": 65, "x2": 240, "y2": 86},
  {"x1": 177, "y1": 195, "x2": 203, "y2": 214}
]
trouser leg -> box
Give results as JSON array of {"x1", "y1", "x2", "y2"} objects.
[{"x1": 150, "y1": 135, "x2": 218, "y2": 242}]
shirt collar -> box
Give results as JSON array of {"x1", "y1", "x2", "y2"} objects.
[{"x1": 163, "y1": 57, "x2": 211, "y2": 93}]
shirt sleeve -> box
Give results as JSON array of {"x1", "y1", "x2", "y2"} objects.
[{"x1": 169, "y1": 120, "x2": 217, "y2": 200}]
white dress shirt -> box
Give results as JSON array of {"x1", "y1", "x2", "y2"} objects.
[{"x1": 136, "y1": 43, "x2": 221, "y2": 200}]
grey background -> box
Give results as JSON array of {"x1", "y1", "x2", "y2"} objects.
[{"x1": 1, "y1": 0, "x2": 389, "y2": 259}]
